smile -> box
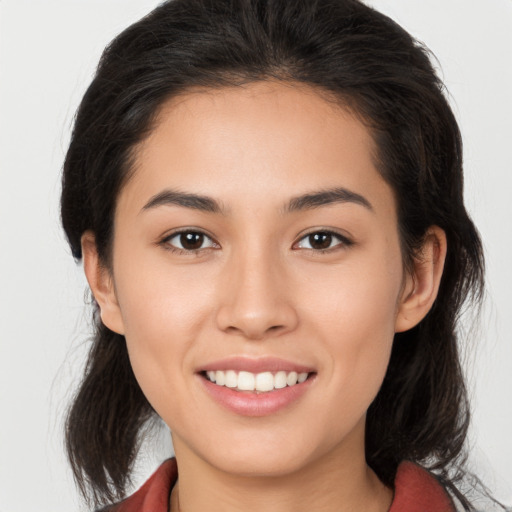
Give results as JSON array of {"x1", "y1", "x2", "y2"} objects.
[
  {"x1": 205, "y1": 370, "x2": 310, "y2": 393},
  {"x1": 198, "y1": 357, "x2": 316, "y2": 416}
]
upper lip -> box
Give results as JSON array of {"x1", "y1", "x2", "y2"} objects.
[{"x1": 198, "y1": 356, "x2": 316, "y2": 374}]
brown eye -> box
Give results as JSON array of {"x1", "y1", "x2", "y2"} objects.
[
  {"x1": 180, "y1": 232, "x2": 205, "y2": 250},
  {"x1": 295, "y1": 231, "x2": 350, "y2": 251},
  {"x1": 308, "y1": 232, "x2": 333, "y2": 250},
  {"x1": 164, "y1": 230, "x2": 216, "y2": 252}
]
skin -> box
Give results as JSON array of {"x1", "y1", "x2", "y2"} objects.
[{"x1": 82, "y1": 81, "x2": 446, "y2": 512}]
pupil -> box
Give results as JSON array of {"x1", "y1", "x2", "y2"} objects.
[
  {"x1": 181, "y1": 232, "x2": 204, "y2": 250},
  {"x1": 310, "y1": 232, "x2": 332, "y2": 249}
]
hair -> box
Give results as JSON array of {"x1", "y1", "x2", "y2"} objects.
[{"x1": 61, "y1": 0, "x2": 489, "y2": 509}]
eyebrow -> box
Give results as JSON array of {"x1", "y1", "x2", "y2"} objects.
[
  {"x1": 142, "y1": 189, "x2": 226, "y2": 214},
  {"x1": 141, "y1": 186, "x2": 373, "y2": 215},
  {"x1": 284, "y1": 187, "x2": 373, "y2": 214}
]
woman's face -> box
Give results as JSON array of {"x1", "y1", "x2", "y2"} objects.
[{"x1": 97, "y1": 81, "x2": 417, "y2": 477}]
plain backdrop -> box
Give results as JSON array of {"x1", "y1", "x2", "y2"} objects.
[{"x1": 0, "y1": 1, "x2": 511, "y2": 510}]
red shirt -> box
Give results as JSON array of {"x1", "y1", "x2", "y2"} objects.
[{"x1": 110, "y1": 459, "x2": 455, "y2": 512}]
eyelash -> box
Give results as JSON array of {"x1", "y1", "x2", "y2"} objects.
[
  {"x1": 159, "y1": 229, "x2": 219, "y2": 255},
  {"x1": 159, "y1": 229, "x2": 353, "y2": 255},
  {"x1": 293, "y1": 230, "x2": 353, "y2": 253}
]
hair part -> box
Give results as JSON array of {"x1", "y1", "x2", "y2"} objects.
[{"x1": 61, "y1": 0, "x2": 487, "y2": 508}]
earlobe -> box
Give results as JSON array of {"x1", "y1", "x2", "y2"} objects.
[
  {"x1": 395, "y1": 226, "x2": 447, "y2": 333},
  {"x1": 81, "y1": 231, "x2": 125, "y2": 335}
]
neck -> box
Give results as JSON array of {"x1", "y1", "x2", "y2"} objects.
[{"x1": 170, "y1": 428, "x2": 392, "y2": 512}]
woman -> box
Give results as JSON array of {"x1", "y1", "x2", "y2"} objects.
[{"x1": 60, "y1": 0, "x2": 506, "y2": 510}]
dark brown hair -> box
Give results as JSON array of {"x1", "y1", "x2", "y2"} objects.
[{"x1": 61, "y1": 0, "x2": 488, "y2": 508}]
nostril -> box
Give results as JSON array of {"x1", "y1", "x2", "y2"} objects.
[
  {"x1": 215, "y1": 296, "x2": 299, "y2": 340},
  {"x1": 222, "y1": 324, "x2": 283, "y2": 340}
]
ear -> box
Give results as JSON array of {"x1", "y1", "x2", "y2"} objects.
[
  {"x1": 81, "y1": 231, "x2": 125, "y2": 335},
  {"x1": 395, "y1": 226, "x2": 447, "y2": 333}
]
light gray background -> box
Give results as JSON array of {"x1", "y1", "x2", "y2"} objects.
[{"x1": 0, "y1": 1, "x2": 511, "y2": 510}]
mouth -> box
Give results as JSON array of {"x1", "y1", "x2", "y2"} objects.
[
  {"x1": 201, "y1": 369, "x2": 313, "y2": 393},
  {"x1": 196, "y1": 358, "x2": 317, "y2": 416}
]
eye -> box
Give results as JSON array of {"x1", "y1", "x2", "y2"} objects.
[
  {"x1": 162, "y1": 230, "x2": 218, "y2": 253},
  {"x1": 294, "y1": 230, "x2": 351, "y2": 252}
]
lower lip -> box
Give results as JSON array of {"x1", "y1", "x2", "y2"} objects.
[{"x1": 198, "y1": 374, "x2": 315, "y2": 417}]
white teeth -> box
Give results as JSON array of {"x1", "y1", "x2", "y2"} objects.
[
  {"x1": 225, "y1": 370, "x2": 238, "y2": 388},
  {"x1": 286, "y1": 371, "x2": 298, "y2": 386},
  {"x1": 255, "y1": 372, "x2": 274, "y2": 392},
  {"x1": 237, "y1": 371, "x2": 255, "y2": 390},
  {"x1": 274, "y1": 371, "x2": 287, "y2": 389},
  {"x1": 205, "y1": 369, "x2": 310, "y2": 392},
  {"x1": 297, "y1": 372, "x2": 308, "y2": 383}
]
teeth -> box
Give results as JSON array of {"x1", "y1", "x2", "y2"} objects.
[
  {"x1": 238, "y1": 371, "x2": 255, "y2": 391},
  {"x1": 297, "y1": 372, "x2": 308, "y2": 383},
  {"x1": 205, "y1": 370, "x2": 310, "y2": 392},
  {"x1": 286, "y1": 371, "x2": 298, "y2": 386},
  {"x1": 274, "y1": 371, "x2": 287, "y2": 389},
  {"x1": 215, "y1": 370, "x2": 225, "y2": 386},
  {"x1": 255, "y1": 372, "x2": 274, "y2": 392},
  {"x1": 225, "y1": 370, "x2": 238, "y2": 388}
]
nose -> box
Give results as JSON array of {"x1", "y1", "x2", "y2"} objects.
[{"x1": 215, "y1": 247, "x2": 299, "y2": 340}]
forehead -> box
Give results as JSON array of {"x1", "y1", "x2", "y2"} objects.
[{"x1": 120, "y1": 80, "x2": 394, "y2": 220}]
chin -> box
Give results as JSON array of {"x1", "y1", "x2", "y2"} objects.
[
  {"x1": 185, "y1": 423, "x2": 350, "y2": 479},
  {"x1": 209, "y1": 447, "x2": 312, "y2": 478}
]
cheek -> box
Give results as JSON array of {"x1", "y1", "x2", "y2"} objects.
[
  {"x1": 302, "y1": 248, "x2": 402, "y2": 337},
  {"x1": 302, "y1": 254, "x2": 402, "y2": 409},
  {"x1": 112, "y1": 254, "x2": 217, "y2": 413},
  {"x1": 115, "y1": 242, "x2": 216, "y2": 336}
]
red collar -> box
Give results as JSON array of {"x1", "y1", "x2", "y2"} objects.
[
  {"x1": 389, "y1": 461, "x2": 455, "y2": 511},
  {"x1": 114, "y1": 458, "x2": 455, "y2": 512}
]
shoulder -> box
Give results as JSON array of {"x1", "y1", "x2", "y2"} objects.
[
  {"x1": 390, "y1": 461, "x2": 456, "y2": 512},
  {"x1": 99, "y1": 458, "x2": 177, "y2": 512}
]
